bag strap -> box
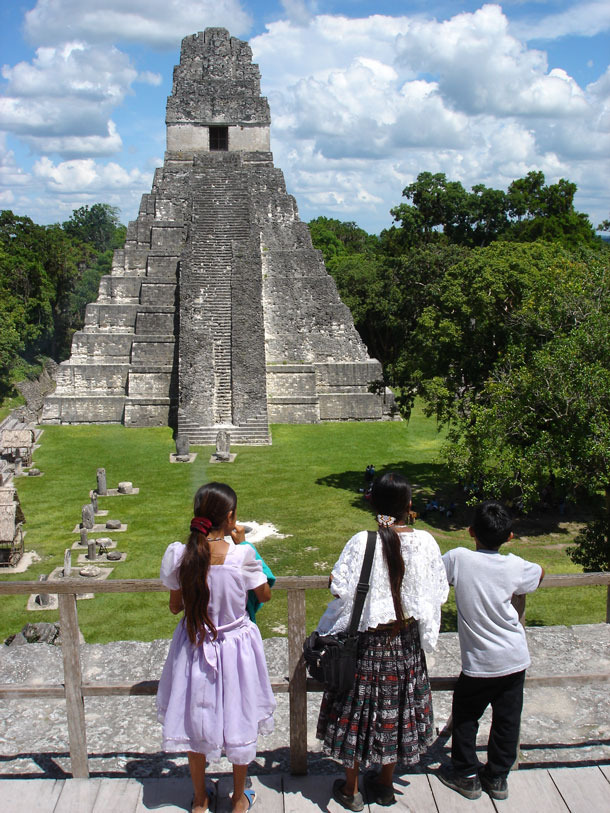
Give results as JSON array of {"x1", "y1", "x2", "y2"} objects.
[{"x1": 346, "y1": 530, "x2": 376, "y2": 636}]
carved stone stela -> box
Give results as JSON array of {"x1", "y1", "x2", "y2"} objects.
[{"x1": 42, "y1": 28, "x2": 393, "y2": 443}]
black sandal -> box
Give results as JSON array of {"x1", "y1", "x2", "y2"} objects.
[
  {"x1": 364, "y1": 771, "x2": 396, "y2": 806},
  {"x1": 332, "y1": 778, "x2": 364, "y2": 812}
]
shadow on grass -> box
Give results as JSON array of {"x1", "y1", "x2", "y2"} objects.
[
  {"x1": 316, "y1": 461, "x2": 450, "y2": 510},
  {"x1": 318, "y1": 463, "x2": 596, "y2": 542}
]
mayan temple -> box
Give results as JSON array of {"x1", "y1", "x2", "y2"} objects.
[{"x1": 42, "y1": 29, "x2": 393, "y2": 443}]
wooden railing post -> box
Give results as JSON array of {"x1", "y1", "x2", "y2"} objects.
[
  {"x1": 287, "y1": 587, "x2": 308, "y2": 775},
  {"x1": 58, "y1": 592, "x2": 89, "y2": 778}
]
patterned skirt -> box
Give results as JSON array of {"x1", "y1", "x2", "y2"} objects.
[{"x1": 315, "y1": 619, "x2": 434, "y2": 768}]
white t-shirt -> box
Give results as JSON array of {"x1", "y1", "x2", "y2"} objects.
[
  {"x1": 442, "y1": 547, "x2": 542, "y2": 677},
  {"x1": 317, "y1": 529, "x2": 449, "y2": 651}
]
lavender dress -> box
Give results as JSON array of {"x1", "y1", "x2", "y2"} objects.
[{"x1": 156, "y1": 541, "x2": 276, "y2": 763}]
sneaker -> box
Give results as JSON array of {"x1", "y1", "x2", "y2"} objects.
[
  {"x1": 332, "y1": 778, "x2": 364, "y2": 812},
  {"x1": 479, "y1": 770, "x2": 509, "y2": 800},
  {"x1": 438, "y1": 766, "x2": 482, "y2": 800},
  {"x1": 364, "y1": 770, "x2": 396, "y2": 806}
]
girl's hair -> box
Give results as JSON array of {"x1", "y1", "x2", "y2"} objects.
[
  {"x1": 370, "y1": 472, "x2": 412, "y2": 626},
  {"x1": 179, "y1": 482, "x2": 237, "y2": 644}
]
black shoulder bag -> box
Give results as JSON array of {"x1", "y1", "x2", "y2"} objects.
[{"x1": 303, "y1": 530, "x2": 376, "y2": 693}]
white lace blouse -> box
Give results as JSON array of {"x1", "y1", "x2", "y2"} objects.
[{"x1": 316, "y1": 529, "x2": 449, "y2": 651}]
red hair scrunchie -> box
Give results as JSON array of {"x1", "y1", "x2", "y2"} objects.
[{"x1": 190, "y1": 516, "x2": 212, "y2": 535}]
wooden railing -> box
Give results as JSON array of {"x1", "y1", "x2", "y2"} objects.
[{"x1": 0, "y1": 572, "x2": 609, "y2": 778}]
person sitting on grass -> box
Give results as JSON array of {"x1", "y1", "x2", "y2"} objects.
[{"x1": 439, "y1": 500, "x2": 545, "y2": 802}]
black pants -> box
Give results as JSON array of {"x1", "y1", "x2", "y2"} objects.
[{"x1": 451, "y1": 670, "x2": 525, "y2": 779}]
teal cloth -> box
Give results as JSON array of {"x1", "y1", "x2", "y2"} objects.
[{"x1": 241, "y1": 541, "x2": 276, "y2": 622}]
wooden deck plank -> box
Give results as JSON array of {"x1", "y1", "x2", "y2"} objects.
[
  {"x1": 283, "y1": 773, "x2": 371, "y2": 811},
  {"x1": 137, "y1": 776, "x2": 201, "y2": 812},
  {"x1": 428, "y1": 772, "x2": 496, "y2": 812},
  {"x1": 388, "y1": 773, "x2": 438, "y2": 810},
  {"x1": 54, "y1": 778, "x2": 102, "y2": 812},
  {"x1": 0, "y1": 778, "x2": 64, "y2": 809},
  {"x1": 91, "y1": 778, "x2": 143, "y2": 812},
  {"x1": 549, "y1": 766, "x2": 610, "y2": 812},
  {"x1": 216, "y1": 774, "x2": 283, "y2": 812},
  {"x1": 490, "y1": 769, "x2": 569, "y2": 812}
]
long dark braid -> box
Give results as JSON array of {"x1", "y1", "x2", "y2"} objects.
[
  {"x1": 179, "y1": 482, "x2": 237, "y2": 645},
  {"x1": 370, "y1": 472, "x2": 412, "y2": 626}
]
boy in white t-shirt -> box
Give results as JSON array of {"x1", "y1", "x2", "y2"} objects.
[{"x1": 439, "y1": 500, "x2": 544, "y2": 801}]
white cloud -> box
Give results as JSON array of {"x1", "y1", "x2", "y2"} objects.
[
  {"x1": 138, "y1": 71, "x2": 162, "y2": 86},
  {"x1": 2, "y1": 42, "x2": 137, "y2": 102},
  {"x1": 24, "y1": 0, "x2": 252, "y2": 48},
  {"x1": 33, "y1": 157, "x2": 149, "y2": 193},
  {"x1": 1, "y1": 5, "x2": 608, "y2": 233},
  {"x1": 23, "y1": 121, "x2": 123, "y2": 158},
  {"x1": 0, "y1": 43, "x2": 138, "y2": 155},
  {"x1": 280, "y1": 0, "x2": 314, "y2": 28},
  {"x1": 0, "y1": 138, "x2": 31, "y2": 194},
  {"x1": 249, "y1": 8, "x2": 608, "y2": 231},
  {"x1": 512, "y1": 0, "x2": 610, "y2": 41},
  {"x1": 394, "y1": 5, "x2": 588, "y2": 117}
]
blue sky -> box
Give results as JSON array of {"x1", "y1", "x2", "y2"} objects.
[{"x1": 1, "y1": 1, "x2": 608, "y2": 234}]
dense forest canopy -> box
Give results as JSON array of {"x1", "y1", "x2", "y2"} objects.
[
  {"x1": 0, "y1": 204, "x2": 125, "y2": 396},
  {"x1": 310, "y1": 171, "x2": 610, "y2": 570}
]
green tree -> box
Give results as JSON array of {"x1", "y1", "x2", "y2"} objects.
[
  {"x1": 396, "y1": 241, "x2": 608, "y2": 425},
  {"x1": 0, "y1": 204, "x2": 126, "y2": 398},
  {"x1": 388, "y1": 171, "x2": 597, "y2": 249},
  {"x1": 445, "y1": 311, "x2": 610, "y2": 569},
  {"x1": 62, "y1": 203, "x2": 123, "y2": 253},
  {"x1": 308, "y1": 216, "x2": 379, "y2": 269}
]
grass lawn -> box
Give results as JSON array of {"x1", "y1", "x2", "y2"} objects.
[{"x1": 1, "y1": 404, "x2": 606, "y2": 644}]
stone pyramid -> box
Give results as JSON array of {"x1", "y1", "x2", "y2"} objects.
[{"x1": 42, "y1": 28, "x2": 393, "y2": 443}]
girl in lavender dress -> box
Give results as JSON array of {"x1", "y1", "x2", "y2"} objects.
[{"x1": 157, "y1": 482, "x2": 276, "y2": 813}]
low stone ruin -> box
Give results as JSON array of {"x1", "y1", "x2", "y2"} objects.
[{"x1": 0, "y1": 486, "x2": 25, "y2": 567}]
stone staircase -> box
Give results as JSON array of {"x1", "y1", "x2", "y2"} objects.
[{"x1": 177, "y1": 153, "x2": 271, "y2": 445}]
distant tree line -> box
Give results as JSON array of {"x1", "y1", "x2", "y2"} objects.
[
  {"x1": 310, "y1": 171, "x2": 610, "y2": 571},
  {"x1": 0, "y1": 204, "x2": 125, "y2": 398}
]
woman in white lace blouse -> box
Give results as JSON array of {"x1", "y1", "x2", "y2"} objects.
[{"x1": 316, "y1": 472, "x2": 449, "y2": 812}]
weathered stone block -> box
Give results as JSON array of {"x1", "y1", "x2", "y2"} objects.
[
  {"x1": 131, "y1": 340, "x2": 175, "y2": 365},
  {"x1": 55, "y1": 364, "x2": 129, "y2": 394},
  {"x1": 314, "y1": 360, "x2": 383, "y2": 390},
  {"x1": 71, "y1": 334, "x2": 134, "y2": 361},
  {"x1": 127, "y1": 371, "x2": 172, "y2": 397},
  {"x1": 123, "y1": 248, "x2": 149, "y2": 273},
  {"x1": 124, "y1": 399, "x2": 171, "y2": 426},
  {"x1": 135, "y1": 312, "x2": 175, "y2": 334},
  {"x1": 319, "y1": 393, "x2": 383, "y2": 421},
  {"x1": 266, "y1": 366, "x2": 317, "y2": 397},
  {"x1": 146, "y1": 255, "x2": 179, "y2": 279},
  {"x1": 42, "y1": 396, "x2": 125, "y2": 423},
  {"x1": 140, "y1": 282, "x2": 176, "y2": 306},
  {"x1": 267, "y1": 396, "x2": 320, "y2": 423},
  {"x1": 151, "y1": 226, "x2": 185, "y2": 252},
  {"x1": 155, "y1": 199, "x2": 186, "y2": 221},
  {"x1": 98, "y1": 276, "x2": 142, "y2": 302}
]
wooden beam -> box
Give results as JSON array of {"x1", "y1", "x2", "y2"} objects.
[
  {"x1": 58, "y1": 593, "x2": 89, "y2": 779},
  {"x1": 287, "y1": 587, "x2": 308, "y2": 775},
  {"x1": 1, "y1": 572, "x2": 609, "y2": 596},
  {"x1": 0, "y1": 578, "x2": 165, "y2": 595}
]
